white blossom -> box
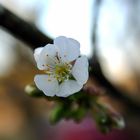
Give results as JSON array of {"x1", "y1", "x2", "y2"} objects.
[{"x1": 34, "y1": 36, "x2": 89, "y2": 97}]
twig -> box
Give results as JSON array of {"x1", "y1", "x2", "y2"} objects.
[{"x1": 0, "y1": 4, "x2": 53, "y2": 48}]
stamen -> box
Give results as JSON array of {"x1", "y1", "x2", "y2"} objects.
[
  {"x1": 48, "y1": 79, "x2": 51, "y2": 82},
  {"x1": 46, "y1": 53, "x2": 60, "y2": 64},
  {"x1": 54, "y1": 63, "x2": 72, "y2": 83},
  {"x1": 46, "y1": 64, "x2": 54, "y2": 69},
  {"x1": 44, "y1": 52, "x2": 72, "y2": 83}
]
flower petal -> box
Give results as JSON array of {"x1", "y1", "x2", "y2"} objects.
[
  {"x1": 72, "y1": 56, "x2": 89, "y2": 85},
  {"x1": 34, "y1": 75, "x2": 59, "y2": 97},
  {"x1": 56, "y1": 80, "x2": 83, "y2": 97},
  {"x1": 34, "y1": 47, "x2": 43, "y2": 62},
  {"x1": 37, "y1": 44, "x2": 58, "y2": 70},
  {"x1": 54, "y1": 36, "x2": 80, "y2": 62}
]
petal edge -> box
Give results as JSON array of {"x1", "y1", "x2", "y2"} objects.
[
  {"x1": 34, "y1": 75, "x2": 59, "y2": 97},
  {"x1": 72, "y1": 56, "x2": 89, "y2": 85}
]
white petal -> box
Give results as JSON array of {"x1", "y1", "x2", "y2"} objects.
[
  {"x1": 34, "y1": 47, "x2": 43, "y2": 62},
  {"x1": 56, "y1": 80, "x2": 83, "y2": 97},
  {"x1": 72, "y1": 56, "x2": 89, "y2": 85},
  {"x1": 34, "y1": 75, "x2": 59, "y2": 97},
  {"x1": 54, "y1": 36, "x2": 80, "y2": 62},
  {"x1": 37, "y1": 44, "x2": 58, "y2": 70}
]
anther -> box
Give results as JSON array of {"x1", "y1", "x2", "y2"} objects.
[{"x1": 48, "y1": 79, "x2": 51, "y2": 82}]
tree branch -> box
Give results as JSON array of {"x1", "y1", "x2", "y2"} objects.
[{"x1": 0, "y1": 4, "x2": 53, "y2": 48}]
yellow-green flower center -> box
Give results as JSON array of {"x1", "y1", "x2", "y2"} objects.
[
  {"x1": 55, "y1": 63, "x2": 72, "y2": 83},
  {"x1": 45, "y1": 62, "x2": 72, "y2": 83}
]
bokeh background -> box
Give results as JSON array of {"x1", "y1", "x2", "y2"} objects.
[{"x1": 0, "y1": 0, "x2": 140, "y2": 140}]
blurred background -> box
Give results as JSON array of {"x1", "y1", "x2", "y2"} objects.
[{"x1": 0, "y1": 0, "x2": 140, "y2": 140}]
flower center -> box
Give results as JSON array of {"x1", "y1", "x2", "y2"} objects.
[
  {"x1": 44, "y1": 62, "x2": 72, "y2": 83},
  {"x1": 44, "y1": 54, "x2": 73, "y2": 83},
  {"x1": 55, "y1": 63, "x2": 72, "y2": 83}
]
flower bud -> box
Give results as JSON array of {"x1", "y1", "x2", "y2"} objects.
[{"x1": 25, "y1": 84, "x2": 45, "y2": 97}]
